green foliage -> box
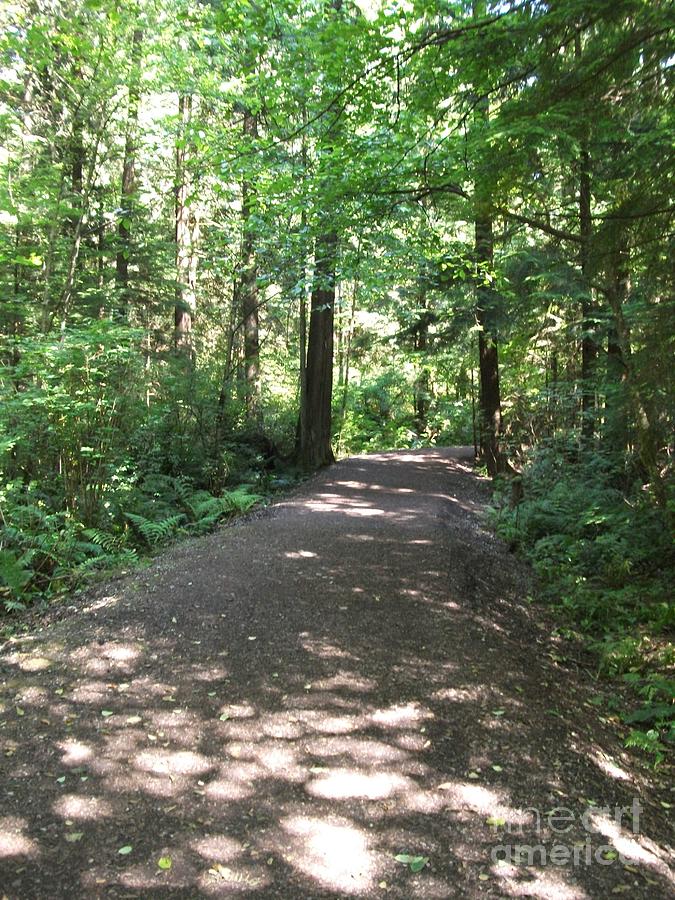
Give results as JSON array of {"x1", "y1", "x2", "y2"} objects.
[
  {"x1": 0, "y1": 470, "x2": 263, "y2": 611},
  {"x1": 124, "y1": 512, "x2": 186, "y2": 547},
  {"x1": 337, "y1": 370, "x2": 474, "y2": 456},
  {"x1": 493, "y1": 441, "x2": 674, "y2": 763},
  {"x1": 0, "y1": 0, "x2": 672, "y2": 768}
]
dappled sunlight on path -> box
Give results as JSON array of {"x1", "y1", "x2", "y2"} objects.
[{"x1": 1, "y1": 449, "x2": 673, "y2": 898}]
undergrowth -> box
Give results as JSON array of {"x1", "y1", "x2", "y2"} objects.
[
  {"x1": 491, "y1": 439, "x2": 674, "y2": 766},
  {"x1": 0, "y1": 474, "x2": 264, "y2": 621}
]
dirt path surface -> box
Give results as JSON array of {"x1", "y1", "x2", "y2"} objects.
[{"x1": 1, "y1": 448, "x2": 672, "y2": 899}]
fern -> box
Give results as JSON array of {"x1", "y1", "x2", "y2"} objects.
[
  {"x1": 624, "y1": 729, "x2": 667, "y2": 767},
  {"x1": 221, "y1": 488, "x2": 262, "y2": 514},
  {"x1": 189, "y1": 512, "x2": 222, "y2": 535},
  {"x1": 124, "y1": 511, "x2": 185, "y2": 546},
  {"x1": 3, "y1": 596, "x2": 27, "y2": 612},
  {"x1": 76, "y1": 547, "x2": 138, "y2": 572},
  {"x1": 175, "y1": 485, "x2": 263, "y2": 535},
  {"x1": 0, "y1": 550, "x2": 33, "y2": 598},
  {"x1": 83, "y1": 528, "x2": 126, "y2": 553}
]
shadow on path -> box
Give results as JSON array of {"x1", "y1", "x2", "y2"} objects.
[{"x1": 1, "y1": 448, "x2": 672, "y2": 898}]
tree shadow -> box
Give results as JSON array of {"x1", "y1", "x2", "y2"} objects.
[{"x1": 1, "y1": 449, "x2": 672, "y2": 898}]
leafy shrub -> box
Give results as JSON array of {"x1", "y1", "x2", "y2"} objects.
[
  {"x1": 492, "y1": 439, "x2": 674, "y2": 763},
  {"x1": 0, "y1": 325, "x2": 273, "y2": 617},
  {"x1": 0, "y1": 474, "x2": 262, "y2": 612}
]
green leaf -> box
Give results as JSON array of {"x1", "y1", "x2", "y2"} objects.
[
  {"x1": 118, "y1": 845, "x2": 133, "y2": 855},
  {"x1": 157, "y1": 856, "x2": 172, "y2": 870},
  {"x1": 395, "y1": 853, "x2": 428, "y2": 872},
  {"x1": 410, "y1": 856, "x2": 428, "y2": 872}
]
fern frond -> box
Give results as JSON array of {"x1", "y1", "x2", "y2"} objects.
[
  {"x1": 125, "y1": 512, "x2": 185, "y2": 545},
  {"x1": 83, "y1": 528, "x2": 125, "y2": 553}
]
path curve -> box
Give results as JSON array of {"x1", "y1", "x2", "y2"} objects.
[{"x1": 0, "y1": 448, "x2": 672, "y2": 898}]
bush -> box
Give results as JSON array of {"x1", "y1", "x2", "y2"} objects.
[
  {"x1": 492, "y1": 439, "x2": 674, "y2": 764},
  {"x1": 0, "y1": 325, "x2": 269, "y2": 615}
]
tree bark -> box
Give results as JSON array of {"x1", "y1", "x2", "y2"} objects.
[
  {"x1": 116, "y1": 27, "x2": 142, "y2": 319},
  {"x1": 241, "y1": 108, "x2": 261, "y2": 422},
  {"x1": 339, "y1": 279, "x2": 357, "y2": 426},
  {"x1": 475, "y1": 212, "x2": 503, "y2": 476},
  {"x1": 413, "y1": 289, "x2": 430, "y2": 434},
  {"x1": 472, "y1": 0, "x2": 505, "y2": 477},
  {"x1": 576, "y1": 34, "x2": 598, "y2": 442},
  {"x1": 298, "y1": 231, "x2": 337, "y2": 469},
  {"x1": 174, "y1": 94, "x2": 199, "y2": 354},
  {"x1": 604, "y1": 267, "x2": 667, "y2": 510},
  {"x1": 604, "y1": 236, "x2": 630, "y2": 453}
]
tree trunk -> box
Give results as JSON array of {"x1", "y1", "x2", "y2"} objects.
[
  {"x1": 174, "y1": 94, "x2": 199, "y2": 354},
  {"x1": 298, "y1": 267, "x2": 308, "y2": 453},
  {"x1": 298, "y1": 231, "x2": 337, "y2": 469},
  {"x1": 339, "y1": 280, "x2": 357, "y2": 425},
  {"x1": 576, "y1": 35, "x2": 598, "y2": 442},
  {"x1": 604, "y1": 237, "x2": 630, "y2": 453},
  {"x1": 475, "y1": 212, "x2": 503, "y2": 476},
  {"x1": 241, "y1": 108, "x2": 261, "y2": 422},
  {"x1": 70, "y1": 95, "x2": 84, "y2": 229},
  {"x1": 472, "y1": 0, "x2": 504, "y2": 477},
  {"x1": 116, "y1": 27, "x2": 142, "y2": 319},
  {"x1": 414, "y1": 291, "x2": 430, "y2": 434},
  {"x1": 579, "y1": 148, "x2": 597, "y2": 441}
]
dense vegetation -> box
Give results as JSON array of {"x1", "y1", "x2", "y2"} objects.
[{"x1": 1, "y1": 0, "x2": 673, "y2": 759}]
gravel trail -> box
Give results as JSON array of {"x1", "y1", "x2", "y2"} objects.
[{"x1": 1, "y1": 448, "x2": 672, "y2": 899}]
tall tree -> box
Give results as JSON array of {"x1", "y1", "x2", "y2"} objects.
[
  {"x1": 240, "y1": 106, "x2": 261, "y2": 422},
  {"x1": 116, "y1": 26, "x2": 143, "y2": 318},
  {"x1": 295, "y1": 0, "x2": 345, "y2": 469},
  {"x1": 298, "y1": 229, "x2": 337, "y2": 468},
  {"x1": 174, "y1": 94, "x2": 199, "y2": 353},
  {"x1": 472, "y1": 0, "x2": 504, "y2": 476}
]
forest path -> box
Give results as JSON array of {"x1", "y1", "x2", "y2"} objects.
[{"x1": 0, "y1": 448, "x2": 672, "y2": 899}]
